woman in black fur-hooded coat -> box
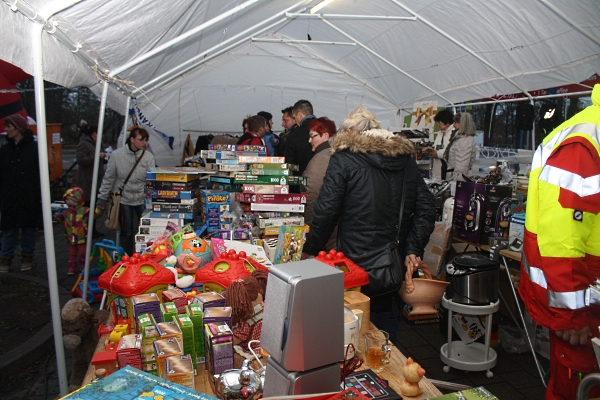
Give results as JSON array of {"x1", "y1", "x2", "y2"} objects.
[{"x1": 302, "y1": 106, "x2": 435, "y2": 342}]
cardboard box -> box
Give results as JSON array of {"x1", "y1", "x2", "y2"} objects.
[
  {"x1": 117, "y1": 334, "x2": 143, "y2": 370},
  {"x1": 242, "y1": 184, "x2": 290, "y2": 194},
  {"x1": 237, "y1": 156, "x2": 285, "y2": 163},
  {"x1": 250, "y1": 162, "x2": 299, "y2": 171},
  {"x1": 166, "y1": 354, "x2": 195, "y2": 390},
  {"x1": 235, "y1": 193, "x2": 307, "y2": 204},
  {"x1": 174, "y1": 314, "x2": 197, "y2": 368},
  {"x1": 274, "y1": 225, "x2": 310, "y2": 264},
  {"x1": 146, "y1": 179, "x2": 201, "y2": 191},
  {"x1": 132, "y1": 293, "x2": 163, "y2": 327},
  {"x1": 250, "y1": 203, "x2": 305, "y2": 212},
  {"x1": 508, "y1": 214, "x2": 525, "y2": 252},
  {"x1": 204, "y1": 322, "x2": 234, "y2": 377},
  {"x1": 154, "y1": 338, "x2": 183, "y2": 379},
  {"x1": 146, "y1": 189, "x2": 200, "y2": 200},
  {"x1": 162, "y1": 288, "x2": 188, "y2": 314},
  {"x1": 191, "y1": 292, "x2": 226, "y2": 311},
  {"x1": 210, "y1": 238, "x2": 274, "y2": 268},
  {"x1": 452, "y1": 181, "x2": 512, "y2": 245},
  {"x1": 186, "y1": 304, "x2": 205, "y2": 363},
  {"x1": 160, "y1": 302, "x2": 179, "y2": 323},
  {"x1": 401, "y1": 307, "x2": 439, "y2": 326},
  {"x1": 203, "y1": 307, "x2": 232, "y2": 326},
  {"x1": 261, "y1": 238, "x2": 278, "y2": 262},
  {"x1": 156, "y1": 321, "x2": 183, "y2": 350},
  {"x1": 200, "y1": 190, "x2": 231, "y2": 233}
]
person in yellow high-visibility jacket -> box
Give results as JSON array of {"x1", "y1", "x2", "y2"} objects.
[{"x1": 519, "y1": 84, "x2": 600, "y2": 400}]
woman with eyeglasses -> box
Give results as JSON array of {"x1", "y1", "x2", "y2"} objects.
[
  {"x1": 97, "y1": 126, "x2": 155, "y2": 255},
  {"x1": 301, "y1": 116, "x2": 338, "y2": 250}
]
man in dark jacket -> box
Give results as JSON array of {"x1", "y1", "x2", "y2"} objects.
[
  {"x1": 0, "y1": 114, "x2": 43, "y2": 272},
  {"x1": 284, "y1": 100, "x2": 315, "y2": 177},
  {"x1": 302, "y1": 106, "x2": 436, "y2": 343},
  {"x1": 76, "y1": 125, "x2": 106, "y2": 237}
]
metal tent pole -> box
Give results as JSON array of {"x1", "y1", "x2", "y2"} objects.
[
  {"x1": 82, "y1": 81, "x2": 109, "y2": 301},
  {"x1": 31, "y1": 21, "x2": 69, "y2": 397}
]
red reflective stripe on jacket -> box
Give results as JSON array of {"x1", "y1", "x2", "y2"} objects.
[
  {"x1": 547, "y1": 137, "x2": 600, "y2": 179},
  {"x1": 520, "y1": 229, "x2": 589, "y2": 331}
]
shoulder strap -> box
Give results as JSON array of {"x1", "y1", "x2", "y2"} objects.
[
  {"x1": 122, "y1": 150, "x2": 145, "y2": 188},
  {"x1": 395, "y1": 170, "x2": 406, "y2": 243}
]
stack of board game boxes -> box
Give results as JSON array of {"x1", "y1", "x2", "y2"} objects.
[
  {"x1": 199, "y1": 144, "x2": 266, "y2": 236},
  {"x1": 231, "y1": 157, "x2": 309, "y2": 264},
  {"x1": 140, "y1": 167, "x2": 209, "y2": 253}
]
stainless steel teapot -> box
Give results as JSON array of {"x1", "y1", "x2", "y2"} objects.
[{"x1": 214, "y1": 359, "x2": 264, "y2": 400}]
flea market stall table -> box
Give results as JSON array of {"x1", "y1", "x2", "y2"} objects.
[{"x1": 83, "y1": 323, "x2": 443, "y2": 399}]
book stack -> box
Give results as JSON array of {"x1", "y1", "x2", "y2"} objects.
[
  {"x1": 140, "y1": 167, "x2": 211, "y2": 252},
  {"x1": 201, "y1": 144, "x2": 267, "y2": 192}
]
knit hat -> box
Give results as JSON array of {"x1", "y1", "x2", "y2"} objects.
[
  {"x1": 5, "y1": 114, "x2": 28, "y2": 133},
  {"x1": 257, "y1": 111, "x2": 273, "y2": 128}
]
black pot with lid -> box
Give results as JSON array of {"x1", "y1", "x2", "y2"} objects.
[{"x1": 446, "y1": 253, "x2": 499, "y2": 305}]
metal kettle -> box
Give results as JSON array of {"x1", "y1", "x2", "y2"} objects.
[{"x1": 214, "y1": 359, "x2": 264, "y2": 400}]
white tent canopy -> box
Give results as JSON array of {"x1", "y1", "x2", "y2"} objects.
[
  {"x1": 1, "y1": 1, "x2": 598, "y2": 395},
  {"x1": 2, "y1": 0, "x2": 599, "y2": 166}
]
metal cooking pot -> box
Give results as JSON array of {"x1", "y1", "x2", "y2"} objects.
[{"x1": 446, "y1": 253, "x2": 499, "y2": 305}]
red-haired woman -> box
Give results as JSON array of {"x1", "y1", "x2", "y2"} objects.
[{"x1": 301, "y1": 116, "x2": 338, "y2": 250}]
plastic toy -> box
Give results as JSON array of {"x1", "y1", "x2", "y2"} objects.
[
  {"x1": 174, "y1": 232, "x2": 212, "y2": 274},
  {"x1": 195, "y1": 249, "x2": 269, "y2": 293},
  {"x1": 98, "y1": 253, "x2": 176, "y2": 297},
  {"x1": 314, "y1": 249, "x2": 369, "y2": 290},
  {"x1": 400, "y1": 357, "x2": 426, "y2": 397}
]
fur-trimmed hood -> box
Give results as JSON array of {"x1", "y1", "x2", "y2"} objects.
[{"x1": 330, "y1": 129, "x2": 415, "y2": 157}]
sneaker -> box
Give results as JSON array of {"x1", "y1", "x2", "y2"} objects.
[
  {"x1": 20, "y1": 253, "x2": 33, "y2": 272},
  {"x1": 67, "y1": 265, "x2": 77, "y2": 275}
]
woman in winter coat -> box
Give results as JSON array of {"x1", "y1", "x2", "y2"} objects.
[
  {"x1": 97, "y1": 127, "x2": 155, "y2": 255},
  {"x1": 0, "y1": 114, "x2": 43, "y2": 273},
  {"x1": 302, "y1": 106, "x2": 436, "y2": 342},
  {"x1": 300, "y1": 117, "x2": 337, "y2": 251},
  {"x1": 442, "y1": 112, "x2": 477, "y2": 182}
]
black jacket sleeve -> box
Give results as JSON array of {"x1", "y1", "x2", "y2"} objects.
[
  {"x1": 404, "y1": 173, "x2": 436, "y2": 258},
  {"x1": 302, "y1": 154, "x2": 346, "y2": 255}
]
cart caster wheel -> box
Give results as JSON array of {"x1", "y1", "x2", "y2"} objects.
[
  {"x1": 486, "y1": 370, "x2": 493, "y2": 378},
  {"x1": 443, "y1": 366, "x2": 450, "y2": 373}
]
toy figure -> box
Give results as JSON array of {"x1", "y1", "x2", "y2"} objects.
[
  {"x1": 224, "y1": 270, "x2": 268, "y2": 351},
  {"x1": 174, "y1": 231, "x2": 212, "y2": 274},
  {"x1": 400, "y1": 357, "x2": 426, "y2": 398},
  {"x1": 55, "y1": 187, "x2": 102, "y2": 275}
]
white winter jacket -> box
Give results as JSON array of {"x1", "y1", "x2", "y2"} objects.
[
  {"x1": 98, "y1": 144, "x2": 155, "y2": 206},
  {"x1": 444, "y1": 135, "x2": 476, "y2": 181}
]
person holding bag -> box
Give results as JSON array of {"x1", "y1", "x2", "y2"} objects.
[
  {"x1": 97, "y1": 127, "x2": 155, "y2": 255},
  {"x1": 301, "y1": 106, "x2": 436, "y2": 343}
]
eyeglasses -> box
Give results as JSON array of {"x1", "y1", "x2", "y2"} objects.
[{"x1": 309, "y1": 133, "x2": 322, "y2": 139}]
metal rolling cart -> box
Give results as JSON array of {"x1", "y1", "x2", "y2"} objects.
[{"x1": 440, "y1": 294, "x2": 500, "y2": 378}]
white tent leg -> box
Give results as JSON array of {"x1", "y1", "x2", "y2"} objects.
[
  {"x1": 82, "y1": 81, "x2": 109, "y2": 302},
  {"x1": 31, "y1": 22, "x2": 69, "y2": 397}
]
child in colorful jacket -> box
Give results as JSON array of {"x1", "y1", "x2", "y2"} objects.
[{"x1": 55, "y1": 187, "x2": 103, "y2": 275}]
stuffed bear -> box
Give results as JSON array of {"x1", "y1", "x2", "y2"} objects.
[{"x1": 61, "y1": 298, "x2": 110, "y2": 392}]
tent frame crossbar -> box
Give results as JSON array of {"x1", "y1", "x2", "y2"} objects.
[
  {"x1": 540, "y1": 0, "x2": 600, "y2": 47},
  {"x1": 288, "y1": 40, "x2": 401, "y2": 110},
  {"x1": 319, "y1": 17, "x2": 455, "y2": 107},
  {"x1": 286, "y1": 12, "x2": 417, "y2": 21},
  {"x1": 140, "y1": 17, "x2": 291, "y2": 97},
  {"x1": 390, "y1": 0, "x2": 535, "y2": 102},
  {"x1": 109, "y1": 0, "x2": 265, "y2": 78},
  {"x1": 133, "y1": 0, "x2": 310, "y2": 96}
]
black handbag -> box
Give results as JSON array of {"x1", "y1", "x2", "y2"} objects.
[{"x1": 352, "y1": 175, "x2": 407, "y2": 298}]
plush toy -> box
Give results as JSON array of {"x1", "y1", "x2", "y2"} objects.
[
  {"x1": 224, "y1": 270, "x2": 268, "y2": 351},
  {"x1": 400, "y1": 357, "x2": 426, "y2": 398},
  {"x1": 61, "y1": 298, "x2": 110, "y2": 392}
]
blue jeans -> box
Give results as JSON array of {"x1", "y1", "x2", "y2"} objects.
[
  {"x1": 121, "y1": 204, "x2": 145, "y2": 237},
  {"x1": 1, "y1": 227, "x2": 37, "y2": 257}
]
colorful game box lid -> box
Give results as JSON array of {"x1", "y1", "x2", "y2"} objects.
[{"x1": 59, "y1": 365, "x2": 217, "y2": 399}]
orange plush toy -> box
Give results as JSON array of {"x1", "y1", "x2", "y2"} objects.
[{"x1": 400, "y1": 357, "x2": 426, "y2": 398}]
